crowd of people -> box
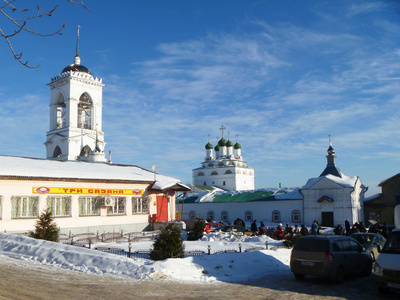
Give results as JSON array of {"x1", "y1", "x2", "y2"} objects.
[
  {"x1": 209, "y1": 217, "x2": 389, "y2": 241},
  {"x1": 334, "y1": 220, "x2": 389, "y2": 238}
]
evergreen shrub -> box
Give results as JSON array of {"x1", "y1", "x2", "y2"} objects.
[
  {"x1": 187, "y1": 217, "x2": 205, "y2": 241},
  {"x1": 29, "y1": 209, "x2": 60, "y2": 242},
  {"x1": 150, "y1": 223, "x2": 185, "y2": 260}
]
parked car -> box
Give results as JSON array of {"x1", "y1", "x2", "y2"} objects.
[
  {"x1": 204, "y1": 222, "x2": 223, "y2": 233},
  {"x1": 373, "y1": 229, "x2": 400, "y2": 294},
  {"x1": 290, "y1": 235, "x2": 372, "y2": 283},
  {"x1": 350, "y1": 232, "x2": 386, "y2": 261},
  {"x1": 215, "y1": 225, "x2": 254, "y2": 236}
]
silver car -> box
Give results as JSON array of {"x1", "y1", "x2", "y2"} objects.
[
  {"x1": 350, "y1": 233, "x2": 386, "y2": 261},
  {"x1": 290, "y1": 235, "x2": 372, "y2": 283}
]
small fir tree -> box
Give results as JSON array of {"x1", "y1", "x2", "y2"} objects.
[
  {"x1": 150, "y1": 223, "x2": 185, "y2": 260},
  {"x1": 29, "y1": 209, "x2": 60, "y2": 242},
  {"x1": 187, "y1": 217, "x2": 205, "y2": 241}
]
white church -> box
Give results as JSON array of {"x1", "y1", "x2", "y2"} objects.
[
  {"x1": 192, "y1": 126, "x2": 255, "y2": 191},
  {"x1": 183, "y1": 139, "x2": 367, "y2": 228},
  {"x1": 0, "y1": 30, "x2": 189, "y2": 234}
]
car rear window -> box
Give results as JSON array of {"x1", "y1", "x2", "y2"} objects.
[
  {"x1": 381, "y1": 231, "x2": 400, "y2": 254},
  {"x1": 294, "y1": 238, "x2": 329, "y2": 252}
]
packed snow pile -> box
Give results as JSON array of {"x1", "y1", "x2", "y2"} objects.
[{"x1": 0, "y1": 231, "x2": 292, "y2": 283}]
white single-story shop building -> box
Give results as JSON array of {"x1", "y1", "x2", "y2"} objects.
[{"x1": 0, "y1": 156, "x2": 188, "y2": 234}]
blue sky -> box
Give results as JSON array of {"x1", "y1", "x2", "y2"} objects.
[{"x1": 1, "y1": 0, "x2": 399, "y2": 196}]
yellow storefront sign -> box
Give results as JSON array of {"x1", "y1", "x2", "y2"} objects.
[{"x1": 33, "y1": 186, "x2": 144, "y2": 196}]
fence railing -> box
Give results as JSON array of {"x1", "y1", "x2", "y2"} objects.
[
  {"x1": 59, "y1": 231, "x2": 269, "y2": 260},
  {"x1": 59, "y1": 230, "x2": 160, "y2": 248}
]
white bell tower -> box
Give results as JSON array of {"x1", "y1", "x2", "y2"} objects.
[{"x1": 45, "y1": 26, "x2": 106, "y2": 163}]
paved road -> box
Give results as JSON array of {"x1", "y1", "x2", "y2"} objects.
[{"x1": 0, "y1": 255, "x2": 399, "y2": 300}]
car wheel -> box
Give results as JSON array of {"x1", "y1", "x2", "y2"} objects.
[
  {"x1": 293, "y1": 273, "x2": 305, "y2": 280},
  {"x1": 335, "y1": 266, "x2": 345, "y2": 284},
  {"x1": 378, "y1": 286, "x2": 389, "y2": 294},
  {"x1": 361, "y1": 260, "x2": 372, "y2": 277}
]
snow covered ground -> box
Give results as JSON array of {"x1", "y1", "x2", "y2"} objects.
[{"x1": 0, "y1": 230, "x2": 293, "y2": 283}]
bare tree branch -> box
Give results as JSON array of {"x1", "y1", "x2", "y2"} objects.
[{"x1": 0, "y1": 0, "x2": 89, "y2": 68}]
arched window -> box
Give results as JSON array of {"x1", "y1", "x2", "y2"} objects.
[
  {"x1": 53, "y1": 146, "x2": 62, "y2": 158},
  {"x1": 56, "y1": 94, "x2": 66, "y2": 129},
  {"x1": 236, "y1": 170, "x2": 240, "y2": 174},
  {"x1": 272, "y1": 210, "x2": 281, "y2": 223},
  {"x1": 208, "y1": 163, "x2": 214, "y2": 167},
  {"x1": 189, "y1": 211, "x2": 196, "y2": 220},
  {"x1": 77, "y1": 93, "x2": 92, "y2": 129},
  {"x1": 80, "y1": 145, "x2": 91, "y2": 157},
  {"x1": 221, "y1": 210, "x2": 229, "y2": 223},
  {"x1": 225, "y1": 170, "x2": 233, "y2": 174},
  {"x1": 245, "y1": 211, "x2": 253, "y2": 222},
  {"x1": 218, "y1": 162, "x2": 224, "y2": 167},
  {"x1": 197, "y1": 172, "x2": 204, "y2": 176},
  {"x1": 207, "y1": 211, "x2": 215, "y2": 221},
  {"x1": 211, "y1": 171, "x2": 218, "y2": 175},
  {"x1": 292, "y1": 210, "x2": 301, "y2": 223}
]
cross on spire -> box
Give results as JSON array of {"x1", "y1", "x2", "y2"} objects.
[
  {"x1": 220, "y1": 125, "x2": 226, "y2": 137},
  {"x1": 329, "y1": 134, "x2": 332, "y2": 146},
  {"x1": 76, "y1": 25, "x2": 81, "y2": 57}
]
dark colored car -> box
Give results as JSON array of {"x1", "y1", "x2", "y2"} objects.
[
  {"x1": 204, "y1": 222, "x2": 223, "y2": 233},
  {"x1": 350, "y1": 232, "x2": 386, "y2": 261},
  {"x1": 290, "y1": 235, "x2": 372, "y2": 283}
]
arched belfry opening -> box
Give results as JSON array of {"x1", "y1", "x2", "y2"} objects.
[
  {"x1": 53, "y1": 146, "x2": 62, "y2": 158},
  {"x1": 77, "y1": 93, "x2": 92, "y2": 130},
  {"x1": 56, "y1": 94, "x2": 67, "y2": 129},
  {"x1": 80, "y1": 145, "x2": 91, "y2": 157}
]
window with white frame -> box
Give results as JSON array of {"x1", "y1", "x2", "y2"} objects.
[
  {"x1": 292, "y1": 210, "x2": 301, "y2": 223},
  {"x1": 272, "y1": 210, "x2": 281, "y2": 223},
  {"x1": 245, "y1": 210, "x2": 253, "y2": 222},
  {"x1": 79, "y1": 196, "x2": 100, "y2": 216},
  {"x1": 207, "y1": 210, "x2": 215, "y2": 221},
  {"x1": 11, "y1": 196, "x2": 39, "y2": 218},
  {"x1": 107, "y1": 197, "x2": 126, "y2": 215},
  {"x1": 221, "y1": 210, "x2": 229, "y2": 223},
  {"x1": 132, "y1": 196, "x2": 149, "y2": 214},
  {"x1": 47, "y1": 196, "x2": 71, "y2": 217}
]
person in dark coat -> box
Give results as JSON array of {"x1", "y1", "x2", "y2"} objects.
[
  {"x1": 358, "y1": 222, "x2": 367, "y2": 233},
  {"x1": 251, "y1": 220, "x2": 258, "y2": 233},
  {"x1": 348, "y1": 224, "x2": 360, "y2": 235},
  {"x1": 334, "y1": 224, "x2": 344, "y2": 235},
  {"x1": 259, "y1": 221, "x2": 266, "y2": 235},
  {"x1": 300, "y1": 224, "x2": 309, "y2": 236},
  {"x1": 380, "y1": 223, "x2": 388, "y2": 238},
  {"x1": 345, "y1": 219, "x2": 351, "y2": 235},
  {"x1": 285, "y1": 224, "x2": 293, "y2": 235}
]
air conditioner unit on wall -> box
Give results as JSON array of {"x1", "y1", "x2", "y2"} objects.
[{"x1": 104, "y1": 197, "x2": 115, "y2": 206}]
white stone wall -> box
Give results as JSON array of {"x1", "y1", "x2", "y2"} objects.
[{"x1": 183, "y1": 200, "x2": 303, "y2": 225}]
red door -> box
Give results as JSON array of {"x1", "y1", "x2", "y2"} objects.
[{"x1": 157, "y1": 196, "x2": 168, "y2": 222}]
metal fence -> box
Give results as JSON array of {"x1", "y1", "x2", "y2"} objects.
[{"x1": 59, "y1": 231, "x2": 269, "y2": 260}]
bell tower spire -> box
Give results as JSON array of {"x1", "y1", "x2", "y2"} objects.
[
  {"x1": 320, "y1": 135, "x2": 343, "y2": 178},
  {"x1": 45, "y1": 28, "x2": 107, "y2": 163},
  {"x1": 74, "y1": 25, "x2": 81, "y2": 65}
]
